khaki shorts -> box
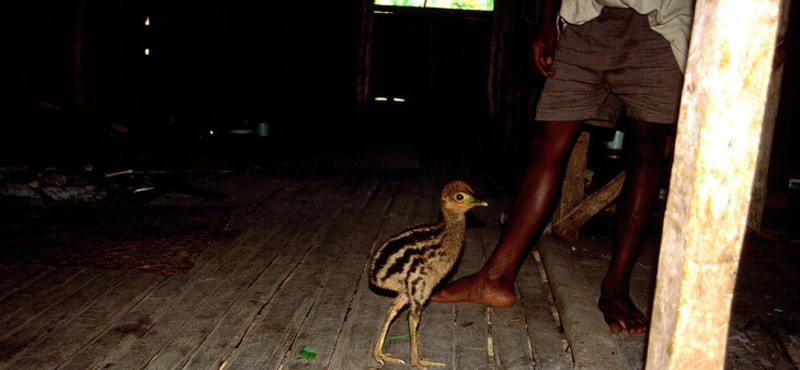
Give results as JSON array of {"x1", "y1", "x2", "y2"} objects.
[{"x1": 535, "y1": 7, "x2": 684, "y2": 125}]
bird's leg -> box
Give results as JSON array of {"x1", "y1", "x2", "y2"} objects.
[
  {"x1": 408, "y1": 309, "x2": 445, "y2": 370},
  {"x1": 373, "y1": 294, "x2": 408, "y2": 366}
]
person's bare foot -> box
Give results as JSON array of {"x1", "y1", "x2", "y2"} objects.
[
  {"x1": 430, "y1": 271, "x2": 517, "y2": 308},
  {"x1": 598, "y1": 293, "x2": 648, "y2": 334}
]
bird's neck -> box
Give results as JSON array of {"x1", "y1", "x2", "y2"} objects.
[
  {"x1": 441, "y1": 210, "x2": 467, "y2": 250},
  {"x1": 442, "y1": 209, "x2": 466, "y2": 226}
]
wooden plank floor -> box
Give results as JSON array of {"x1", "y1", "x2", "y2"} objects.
[
  {"x1": 0, "y1": 150, "x2": 569, "y2": 370},
  {"x1": 2, "y1": 145, "x2": 795, "y2": 370}
]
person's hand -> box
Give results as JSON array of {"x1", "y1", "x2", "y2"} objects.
[{"x1": 530, "y1": 23, "x2": 558, "y2": 77}]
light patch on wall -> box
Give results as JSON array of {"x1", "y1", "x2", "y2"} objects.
[{"x1": 375, "y1": 0, "x2": 493, "y2": 11}]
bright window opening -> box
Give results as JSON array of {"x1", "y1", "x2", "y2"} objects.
[{"x1": 375, "y1": 0, "x2": 493, "y2": 11}]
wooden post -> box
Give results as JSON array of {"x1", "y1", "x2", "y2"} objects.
[
  {"x1": 549, "y1": 131, "x2": 591, "y2": 242},
  {"x1": 552, "y1": 171, "x2": 624, "y2": 241},
  {"x1": 355, "y1": 0, "x2": 374, "y2": 117},
  {"x1": 748, "y1": 0, "x2": 792, "y2": 231},
  {"x1": 646, "y1": 0, "x2": 782, "y2": 370},
  {"x1": 72, "y1": 0, "x2": 87, "y2": 109}
]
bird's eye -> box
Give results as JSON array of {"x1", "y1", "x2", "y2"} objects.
[{"x1": 455, "y1": 193, "x2": 466, "y2": 202}]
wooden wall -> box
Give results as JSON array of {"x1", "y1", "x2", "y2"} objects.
[
  {"x1": 4, "y1": 0, "x2": 363, "y2": 147},
  {"x1": 5, "y1": 0, "x2": 797, "y2": 176}
]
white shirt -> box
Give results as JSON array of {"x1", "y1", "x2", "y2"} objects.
[{"x1": 559, "y1": 0, "x2": 694, "y2": 73}]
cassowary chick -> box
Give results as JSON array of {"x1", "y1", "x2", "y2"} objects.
[{"x1": 369, "y1": 180, "x2": 487, "y2": 369}]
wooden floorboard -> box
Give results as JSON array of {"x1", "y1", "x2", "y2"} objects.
[
  {"x1": 277, "y1": 179, "x2": 382, "y2": 370},
  {"x1": 217, "y1": 181, "x2": 351, "y2": 369},
  {"x1": 0, "y1": 266, "x2": 85, "y2": 325},
  {"x1": 0, "y1": 170, "x2": 551, "y2": 370},
  {"x1": 1, "y1": 154, "x2": 788, "y2": 370},
  {"x1": 0, "y1": 268, "x2": 95, "y2": 341},
  {"x1": 323, "y1": 180, "x2": 403, "y2": 370},
  {"x1": 0, "y1": 268, "x2": 128, "y2": 363},
  {"x1": 0, "y1": 264, "x2": 56, "y2": 303},
  {"x1": 517, "y1": 254, "x2": 571, "y2": 370},
  {"x1": 228, "y1": 178, "x2": 377, "y2": 370},
  {"x1": 329, "y1": 179, "x2": 425, "y2": 370},
  {"x1": 145, "y1": 179, "x2": 344, "y2": 370},
  {"x1": 30, "y1": 177, "x2": 301, "y2": 370},
  {"x1": 5, "y1": 271, "x2": 163, "y2": 370},
  {"x1": 479, "y1": 193, "x2": 536, "y2": 370},
  {"x1": 452, "y1": 213, "x2": 494, "y2": 370}
]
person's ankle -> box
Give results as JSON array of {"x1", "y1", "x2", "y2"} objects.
[{"x1": 601, "y1": 274, "x2": 630, "y2": 296}]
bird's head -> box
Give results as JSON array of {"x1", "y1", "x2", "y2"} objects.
[{"x1": 440, "y1": 180, "x2": 488, "y2": 213}]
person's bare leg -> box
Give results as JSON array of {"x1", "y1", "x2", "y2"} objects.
[
  {"x1": 599, "y1": 119, "x2": 673, "y2": 334},
  {"x1": 431, "y1": 120, "x2": 582, "y2": 307}
]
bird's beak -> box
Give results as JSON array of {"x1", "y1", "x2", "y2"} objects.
[{"x1": 473, "y1": 199, "x2": 488, "y2": 207}]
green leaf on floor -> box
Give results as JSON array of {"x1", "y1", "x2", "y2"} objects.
[{"x1": 297, "y1": 346, "x2": 317, "y2": 360}]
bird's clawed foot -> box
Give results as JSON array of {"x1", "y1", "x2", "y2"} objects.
[
  {"x1": 411, "y1": 358, "x2": 445, "y2": 370},
  {"x1": 373, "y1": 351, "x2": 406, "y2": 367}
]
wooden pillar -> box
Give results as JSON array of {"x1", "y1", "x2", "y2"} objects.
[
  {"x1": 645, "y1": 0, "x2": 782, "y2": 370},
  {"x1": 355, "y1": 0, "x2": 374, "y2": 117},
  {"x1": 549, "y1": 131, "x2": 590, "y2": 242},
  {"x1": 72, "y1": 0, "x2": 87, "y2": 109},
  {"x1": 748, "y1": 0, "x2": 792, "y2": 231}
]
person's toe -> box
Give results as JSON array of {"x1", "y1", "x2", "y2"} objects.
[
  {"x1": 599, "y1": 295, "x2": 648, "y2": 334},
  {"x1": 608, "y1": 321, "x2": 625, "y2": 334},
  {"x1": 627, "y1": 311, "x2": 648, "y2": 334}
]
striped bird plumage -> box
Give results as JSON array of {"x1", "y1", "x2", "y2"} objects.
[
  {"x1": 370, "y1": 222, "x2": 447, "y2": 294},
  {"x1": 368, "y1": 180, "x2": 487, "y2": 370}
]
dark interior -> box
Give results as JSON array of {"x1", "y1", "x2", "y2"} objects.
[{"x1": 1, "y1": 2, "x2": 800, "y2": 367}]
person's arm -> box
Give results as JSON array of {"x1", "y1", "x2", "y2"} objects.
[{"x1": 530, "y1": 0, "x2": 561, "y2": 77}]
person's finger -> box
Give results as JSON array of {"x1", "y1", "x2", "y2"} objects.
[{"x1": 531, "y1": 44, "x2": 552, "y2": 76}]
